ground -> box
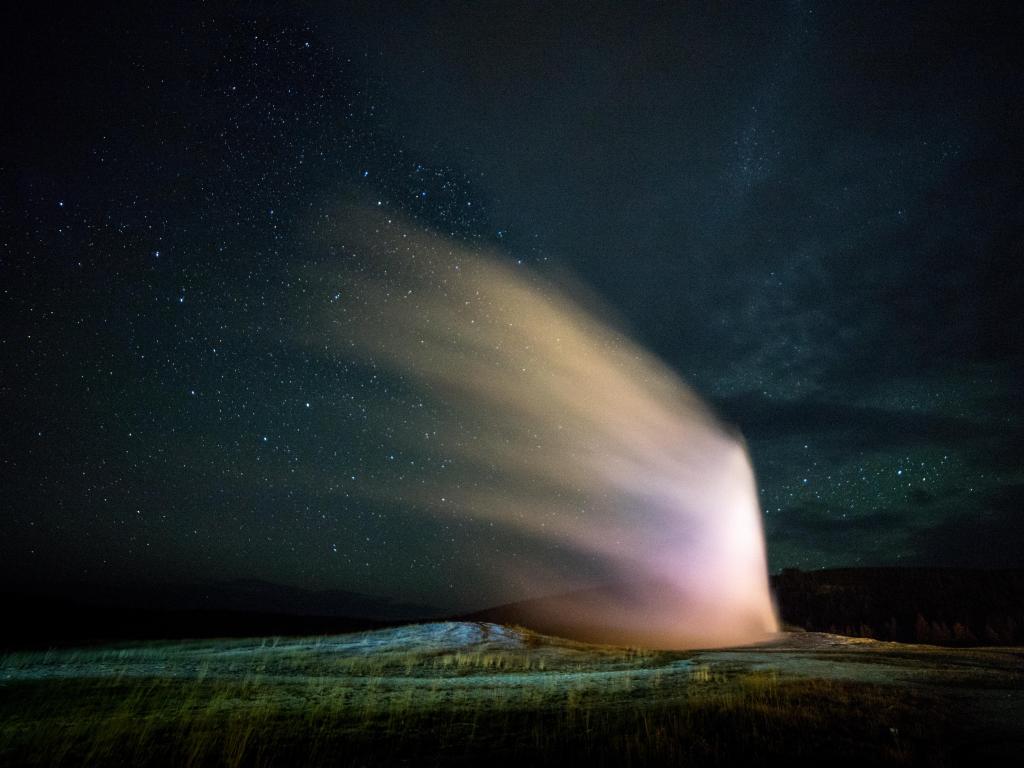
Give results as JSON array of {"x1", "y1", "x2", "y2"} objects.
[{"x1": 2, "y1": 622, "x2": 1022, "y2": 766}]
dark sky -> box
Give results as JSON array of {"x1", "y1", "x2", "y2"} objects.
[{"x1": 3, "y1": 2, "x2": 1023, "y2": 608}]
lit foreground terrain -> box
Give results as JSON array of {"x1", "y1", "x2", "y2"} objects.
[{"x1": 2, "y1": 622, "x2": 1022, "y2": 766}]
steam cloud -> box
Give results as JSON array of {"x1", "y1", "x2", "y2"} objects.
[{"x1": 301, "y1": 209, "x2": 778, "y2": 648}]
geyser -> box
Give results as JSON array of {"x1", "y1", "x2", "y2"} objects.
[{"x1": 301, "y1": 209, "x2": 779, "y2": 649}]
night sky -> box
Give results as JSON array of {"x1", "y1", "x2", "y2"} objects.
[{"x1": 4, "y1": 2, "x2": 1023, "y2": 610}]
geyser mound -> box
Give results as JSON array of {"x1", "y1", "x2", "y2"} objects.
[{"x1": 300, "y1": 209, "x2": 778, "y2": 649}]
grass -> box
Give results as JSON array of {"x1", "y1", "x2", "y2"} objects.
[{"x1": 0, "y1": 623, "x2": 1014, "y2": 766}]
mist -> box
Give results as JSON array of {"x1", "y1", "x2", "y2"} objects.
[{"x1": 299, "y1": 209, "x2": 778, "y2": 648}]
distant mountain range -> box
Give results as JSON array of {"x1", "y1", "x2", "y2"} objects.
[
  {"x1": 2, "y1": 579, "x2": 438, "y2": 649},
  {"x1": 5, "y1": 568, "x2": 1023, "y2": 650},
  {"x1": 121, "y1": 577, "x2": 437, "y2": 620}
]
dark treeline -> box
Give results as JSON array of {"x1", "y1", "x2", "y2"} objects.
[{"x1": 772, "y1": 567, "x2": 1024, "y2": 645}]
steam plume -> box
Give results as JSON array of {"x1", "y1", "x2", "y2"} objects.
[{"x1": 302, "y1": 209, "x2": 778, "y2": 648}]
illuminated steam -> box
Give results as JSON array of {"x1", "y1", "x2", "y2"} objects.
[{"x1": 301, "y1": 209, "x2": 778, "y2": 649}]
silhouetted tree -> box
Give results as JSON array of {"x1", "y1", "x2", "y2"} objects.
[{"x1": 915, "y1": 614, "x2": 930, "y2": 643}]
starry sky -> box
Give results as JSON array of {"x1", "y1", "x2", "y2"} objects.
[{"x1": 4, "y1": 1, "x2": 1023, "y2": 609}]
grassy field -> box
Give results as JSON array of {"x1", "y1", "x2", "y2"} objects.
[{"x1": 2, "y1": 622, "x2": 1022, "y2": 766}]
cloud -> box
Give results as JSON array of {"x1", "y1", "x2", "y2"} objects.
[
  {"x1": 715, "y1": 392, "x2": 988, "y2": 449},
  {"x1": 768, "y1": 502, "x2": 906, "y2": 555},
  {"x1": 910, "y1": 484, "x2": 1024, "y2": 568}
]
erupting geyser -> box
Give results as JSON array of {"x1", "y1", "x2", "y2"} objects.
[{"x1": 301, "y1": 209, "x2": 779, "y2": 649}]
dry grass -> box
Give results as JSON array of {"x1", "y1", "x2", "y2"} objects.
[
  {"x1": 0, "y1": 672, "x2": 950, "y2": 767},
  {"x1": 0, "y1": 625, "x2": 1006, "y2": 766}
]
